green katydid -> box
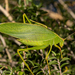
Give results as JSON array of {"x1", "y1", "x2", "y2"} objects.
[{"x1": 0, "y1": 13, "x2": 67, "y2": 75}]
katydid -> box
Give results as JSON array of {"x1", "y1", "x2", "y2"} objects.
[{"x1": 0, "y1": 14, "x2": 67, "y2": 75}]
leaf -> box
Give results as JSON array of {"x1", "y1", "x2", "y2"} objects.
[
  {"x1": 36, "y1": 71, "x2": 43, "y2": 75},
  {"x1": 34, "y1": 63, "x2": 39, "y2": 66},
  {"x1": 52, "y1": 51, "x2": 56, "y2": 56},
  {"x1": 63, "y1": 70, "x2": 71, "y2": 74},
  {"x1": 18, "y1": 71, "x2": 24, "y2": 75},
  {"x1": 48, "y1": 57, "x2": 56, "y2": 60},
  {"x1": 33, "y1": 67, "x2": 40, "y2": 73},
  {"x1": 51, "y1": 70, "x2": 59, "y2": 73},
  {"x1": 61, "y1": 63, "x2": 69, "y2": 68},
  {"x1": 27, "y1": 60, "x2": 34, "y2": 66},
  {"x1": 48, "y1": 60, "x2": 57, "y2": 65},
  {"x1": 60, "y1": 58, "x2": 70, "y2": 63},
  {"x1": 24, "y1": 68, "x2": 29, "y2": 71}
]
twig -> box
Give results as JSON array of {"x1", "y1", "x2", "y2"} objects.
[
  {"x1": 24, "y1": 0, "x2": 27, "y2": 7},
  {"x1": 0, "y1": 34, "x2": 12, "y2": 64},
  {"x1": 12, "y1": 38, "x2": 21, "y2": 46},
  {"x1": 0, "y1": 59, "x2": 6, "y2": 62},
  {"x1": 5, "y1": 0, "x2": 9, "y2": 12},
  {"x1": 5, "y1": 48, "x2": 12, "y2": 63},
  {"x1": 58, "y1": 0, "x2": 75, "y2": 19},
  {"x1": 9, "y1": 1, "x2": 17, "y2": 5},
  {"x1": 0, "y1": 58, "x2": 18, "y2": 66},
  {"x1": 57, "y1": 59, "x2": 62, "y2": 75},
  {"x1": 41, "y1": 68, "x2": 47, "y2": 75},
  {"x1": 40, "y1": 8, "x2": 64, "y2": 20},
  {"x1": 0, "y1": 34, "x2": 6, "y2": 47},
  {"x1": 8, "y1": 37, "x2": 21, "y2": 46},
  {"x1": 0, "y1": 5, "x2": 15, "y2": 22}
]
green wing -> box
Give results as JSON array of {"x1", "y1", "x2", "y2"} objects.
[
  {"x1": 0, "y1": 23, "x2": 64, "y2": 46},
  {"x1": 0, "y1": 23, "x2": 56, "y2": 41}
]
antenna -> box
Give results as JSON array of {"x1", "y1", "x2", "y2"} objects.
[{"x1": 64, "y1": 32, "x2": 75, "y2": 41}]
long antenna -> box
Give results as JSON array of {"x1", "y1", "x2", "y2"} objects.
[{"x1": 64, "y1": 32, "x2": 75, "y2": 41}]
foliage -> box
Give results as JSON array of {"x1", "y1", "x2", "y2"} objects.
[{"x1": 0, "y1": 0, "x2": 75, "y2": 75}]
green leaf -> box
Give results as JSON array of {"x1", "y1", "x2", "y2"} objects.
[
  {"x1": 48, "y1": 57, "x2": 56, "y2": 60},
  {"x1": 33, "y1": 66, "x2": 38, "y2": 68},
  {"x1": 63, "y1": 70, "x2": 71, "y2": 74},
  {"x1": 24, "y1": 68, "x2": 29, "y2": 71},
  {"x1": 36, "y1": 71, "x2": 43, "y2": 75},
  {"x1": 48, "y1": 60, "x2": 57, "y2": 65},
  {"x1": 61, "y1": 63, "x2": 69, "y2": 68},
  {"x1": 51, "y1": 70, "x2": 59, "y2": 73},
  {"x1": 60, "y1": 58, "x2": 70, "y2": 63},
  {"x1": 27, "y1": 60, "x2": 34, "y2": 66},
  {"x1": 33, "y1": 67, "x2": 40, "y2": 73},
  {"x1": 18, "y1": 71, "x2": 24, "y2": 75},
  {"x1": 52, "y1": 51, "x2": 56, "y2": 56}
]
